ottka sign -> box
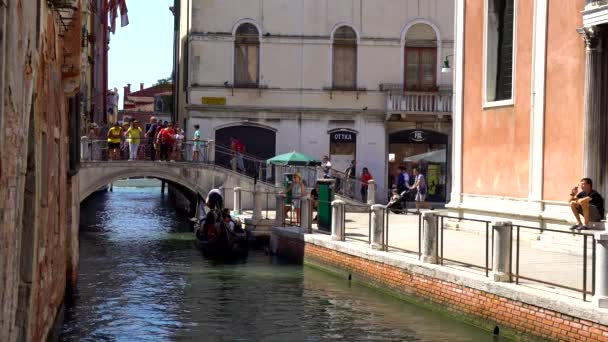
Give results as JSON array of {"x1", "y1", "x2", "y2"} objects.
[{"x1": 331, "y1": 131, "x2": 356, "y2": 143}]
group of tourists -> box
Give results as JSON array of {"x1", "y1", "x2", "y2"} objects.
[
  {"x1": 141, "y1": 117, "x2": 186, "y2": 162},
  {"x1": 98, "y1": 117, "x2": 191, "y2": 162}
]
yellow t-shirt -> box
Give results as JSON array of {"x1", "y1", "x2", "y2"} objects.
[
  {"x1": 126, "y1": 127, "x2": 142, "y2": 143},
  {"x1": 107, "y1": 127, "x2": 122, "y2": 144}
]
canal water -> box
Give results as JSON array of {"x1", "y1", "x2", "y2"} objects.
[{"x1": 61, "y1": 186, "x2": 502, "y2": 341}]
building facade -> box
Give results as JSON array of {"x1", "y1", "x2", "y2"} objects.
[
  {"x1": 0, "y1": 1, "x2": 84, "y2": 341},
  {"x1": 175, "y1": 0, "x2": 454, "y2": 201},
  {"x1": 120, "y1": 83, "x2": 173, "y2": 125},
  {"x1": 449, "y1": 0, "x2": 608, "y2": 225}
]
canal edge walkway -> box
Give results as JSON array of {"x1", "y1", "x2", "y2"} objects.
[{"x1": 271, "y1": 226, "x2": 608, "y2": 341}]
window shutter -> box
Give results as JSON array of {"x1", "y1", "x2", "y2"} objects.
[
  {"x1": 234, "y1": 23, "x2": 260, "y2": 87},
  {"x1": 495, "y1": 0, "x2": 514, "y2": 100},
  {"x1": 332, "y1": 26, "x2": 357, "y2": 90},
  {"x1": 333, "y1": 45, "x2": 356, "y2": 89}
]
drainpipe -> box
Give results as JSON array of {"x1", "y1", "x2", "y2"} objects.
[
  {"x1": 102, "y1": 0, "x2": 108, "y2": 123},
  {"x1": 0, "y1": 0, "x2": 6, "y2": 143}
]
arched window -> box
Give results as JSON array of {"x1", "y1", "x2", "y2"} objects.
[
  {"x1": 332, "y1": 26, "x2": 357, "y2": 90},
  {"x1": 234, "y1": 23, "x2": 260, "y2": 88},
  {"x1": 404, "y1": 23, "x2": 437, "y2": 91}
]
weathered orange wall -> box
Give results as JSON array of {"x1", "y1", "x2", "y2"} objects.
[
  {"x1": 462, "y1": 0, "x2": 533, "y2": 198},
  {"x1": 542, "y1": 0, "x2": 585, "y2": 201}
]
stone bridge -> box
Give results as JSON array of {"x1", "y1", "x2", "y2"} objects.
[{"x1": 79, "y1": 161, "x2": 279, "y2": 208}]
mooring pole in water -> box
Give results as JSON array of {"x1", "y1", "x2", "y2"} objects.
[
  {"x1": 109, "y1": 182, "x2": 113, "y2": 192},
  {"x1": 161, "y1": 181, "x2": 166, "y2": 194}
]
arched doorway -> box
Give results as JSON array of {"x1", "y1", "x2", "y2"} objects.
[
  {"x1": 215, "y1": 124, "x2": 277, "y2": 175},
  {"x1": 388, "y1": 129, "x2": 448, "y2": 203}
]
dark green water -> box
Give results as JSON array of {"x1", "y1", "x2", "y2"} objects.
[{"x1": 61, "y1": 187, "x2": 501, "y2": 341}]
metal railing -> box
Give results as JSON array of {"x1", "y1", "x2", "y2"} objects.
[
  {"x1": 386, "y1": 91, "x2": 452, "y2": 114},
  {"x1": 290, "y1": 201, "x2": 598, "y2": 302},
  {"x1": 511, "y1": 225, "x2": 595, "y2": 301},
  {"x1": 434, "y1": 215, "x2": 494, "y2": 277},
  {"x1": 82, "y1": 137, "x2": 383, "y2": 209},
  {"x1": 81, "y1": 137, "x2": 212, "y2": 163}
]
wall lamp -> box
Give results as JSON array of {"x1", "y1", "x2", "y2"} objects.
[{"x1": 441, "y1": 54, "x2": 454, "y2": 73}]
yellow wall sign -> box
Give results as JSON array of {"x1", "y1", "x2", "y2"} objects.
[{"x1": 202, "y1": 97, "x2": 226, "y2": 105}]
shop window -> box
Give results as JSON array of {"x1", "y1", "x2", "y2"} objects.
[
  {"x1": 234, "y1": 23, "x2": 260, "y2": 88},
  {"x1": 485, "y1": 0, "x2": 515, "y2": 103},
  {"x1": 405, "y1": 48, "x2": 437, "y2": 91},
  {"x1": 332, "y1": 26, "x2": 357, "y2": 90}
]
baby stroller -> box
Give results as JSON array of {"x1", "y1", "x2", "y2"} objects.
[{"x1": 387, "y1": 189, "x2": 411, "y2": 214}]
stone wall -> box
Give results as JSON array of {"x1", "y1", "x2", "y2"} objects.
[
  {"x1": 0, "y1": 1, "x2": 83, "y2": 341},
  {"x1": 273, "y1": 230, "x2": 608, "y2": 341}
]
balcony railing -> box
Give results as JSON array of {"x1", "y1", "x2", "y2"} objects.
[
  {"x1": 385, "y1": 90, "x2": 452, "y2": 116},
  {"x1": 586, "y1": 0, "x2": 608, "y2": 7}
]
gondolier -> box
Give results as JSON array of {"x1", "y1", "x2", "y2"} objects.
[{"x1": 206, "y1": 188, "x2": 224, "y2": 211}]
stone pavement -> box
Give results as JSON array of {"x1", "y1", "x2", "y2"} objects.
[{"x1": 239, "y1": 208, "x2": 597, "y2": 301}]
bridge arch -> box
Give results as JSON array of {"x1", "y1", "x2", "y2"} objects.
[
  {"x1": 79, "y1": 165, "x2": 206, "y2": 203},
  {"x1": 78, "y1": 162, "x2": 279, "y2": 207}
]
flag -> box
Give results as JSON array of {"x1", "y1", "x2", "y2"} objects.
[
  {"x1": 109, "y1": 0, "x2": 118, "y2": 34},
  {"x1": 119, "y1": 0, "x2": 129, "y2": 28}
]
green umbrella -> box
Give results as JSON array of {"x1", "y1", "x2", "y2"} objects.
[{"x1": 267, "y1": 151, "x2": 321, "y2": 166}]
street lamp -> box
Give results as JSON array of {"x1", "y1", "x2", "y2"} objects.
[{"x1": 441, "y1": 54, "x2": 454, "y2": 73}]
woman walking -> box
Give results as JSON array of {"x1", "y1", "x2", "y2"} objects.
[
  {"x1": 125, "y1": 120, "x2": 142, "y2": 161},
  {"x1": 360, "y1": 167, "x2": 373, "y2": 201}
]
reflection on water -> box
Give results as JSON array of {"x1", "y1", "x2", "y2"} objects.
[{"x1": 61, "y1": 187, "x2": 500, "y2": 341}]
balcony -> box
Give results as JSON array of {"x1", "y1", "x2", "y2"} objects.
[
  {"x1": 381, "y1": 84, "x2": 452, "y2": 120},
  {"x1": 584, "y1": 0, "x2": 608, "y2": 26},
  {"x1": 586, "y1": 0, "x2": 608, "y2": 6}
]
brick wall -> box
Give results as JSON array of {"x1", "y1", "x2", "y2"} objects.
[
  {"x1": 0, "y1": 1, "x2": 83, "y2": 341},
  {"x1": 276, "y1": 235, "x2": 608, "y2": 341}
]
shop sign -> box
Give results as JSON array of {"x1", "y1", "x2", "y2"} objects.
[
  {"x1": 409, "y1": 130, "x2": 428, "y2": 142},
  {"x1": 202, "y1": 97, "x2": 226, "y2": 105},
  {"x1": 330, "y1": 130, "x2": 356, "y2": 143}
]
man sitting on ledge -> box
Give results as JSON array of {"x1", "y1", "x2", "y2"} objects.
[{"x1": 569, "y1": 178, "x2": 605, "y2": 230}]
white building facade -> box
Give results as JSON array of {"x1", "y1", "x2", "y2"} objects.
[{"x1": 175, "y1": 0, "x2": 454, "y2": 202}]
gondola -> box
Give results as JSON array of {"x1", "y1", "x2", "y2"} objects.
[{"x1": 194, "y1": 210, "x2": 250, "y2": 259}]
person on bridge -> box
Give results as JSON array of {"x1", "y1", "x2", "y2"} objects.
[
  {"x1": 125, "y1": 120, "x2": 142, "y2": 161},
  {"x1": 107, "y1": 122, "x2": 122, "y2": 161},
  {"x1": 569, "y1": 178, "x2": 605, "y2": 230},
  {"x1": 230, "y1": 137, "x2": 245, "y2": 172},
  {"x1": 192, "y1": 124, "x2": 202, "y2": 162},
  {"x1": 157, "y1": 122, "x2": 176, "y2": 162},
  {"x1": 145, "y1": 117, "x2": 159, "y2": 161}
]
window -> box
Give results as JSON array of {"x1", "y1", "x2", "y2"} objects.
[
  {"x1": 405, "y1": 48, "x2": 437, "y2": 91},
  {"x1": 332, "y1": 26, "x2": 357, "y2": 90},
  {"x1": 485, "y1": 0, "x2": 515, "y2": 103},
  {"x1": 234, "y1": 23, "x2": 260, "y2": 88}
]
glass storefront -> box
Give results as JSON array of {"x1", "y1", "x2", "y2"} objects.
[{"x1": 388, "y1": 129, "x2": 448, "y2": 202}]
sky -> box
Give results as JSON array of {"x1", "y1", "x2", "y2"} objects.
[{"x1": 108, "y1": 0, "x2": 174, "y2": 109}]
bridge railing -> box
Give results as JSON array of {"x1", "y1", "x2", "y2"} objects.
[
  {"x1": 80, "y1": 138, "x2": 378, "y2": 203},
  {"x1": 80, "y1": 137, "x2": 213, "y2": 163}
]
